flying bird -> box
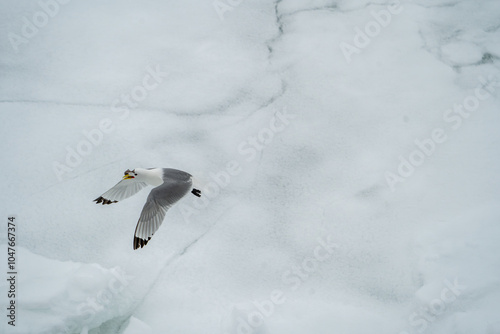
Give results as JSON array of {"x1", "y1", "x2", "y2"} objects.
[{"x1": 94, "y1": 168, "x2": 202, "y2": 250}]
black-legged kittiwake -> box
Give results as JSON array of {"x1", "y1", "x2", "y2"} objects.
[{"x1": 94, "y1": 168, "x2": 201, "y2": 250}]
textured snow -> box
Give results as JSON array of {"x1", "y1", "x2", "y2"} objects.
[{"x1": 1, "y1": 0, "x2": 500, "y2": 333}]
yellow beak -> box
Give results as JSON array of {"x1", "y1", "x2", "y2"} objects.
[{"x1": 123, "y1": 175, "x2": 134, "y2": 180}]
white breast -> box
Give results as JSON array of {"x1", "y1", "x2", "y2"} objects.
[{"x1": 138, "y1": 168, "x2": 164, "y2": 186}]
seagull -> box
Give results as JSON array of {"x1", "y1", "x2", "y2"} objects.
[{"x1": 94, "y1": 168, "x2": 202, "y2": 250}]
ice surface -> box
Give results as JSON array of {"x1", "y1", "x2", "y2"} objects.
[
  {"x1": 0, "y1": 247, "x2": 134, "y2": 334},
  {"x1": 1, "y1": 0, "x2": 499, "y2": 333},
  {"x1": 121, "y1": 317, "x2": 153, "y2": 334}
]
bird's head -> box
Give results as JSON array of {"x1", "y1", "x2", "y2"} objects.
[
  {"x1": 122, "y1": 168, "x2": 161, "y2": 185},
  {"x1": 123, "y1": 169, "x2": 138, "y2": 180}
]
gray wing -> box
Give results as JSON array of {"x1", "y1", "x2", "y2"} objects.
[
  {"x1": 94, "y1": 179, "x2": 147, "y2": 205},
  {"x1": 133, "y1": 172, "x2": 192, "y2": 249}
]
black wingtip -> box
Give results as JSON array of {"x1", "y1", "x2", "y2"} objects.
[
  {"x1": 191, "y1": 188, "x2": 202, "y2": 197},
  {"x1": 133, "y1": 236, "x2": 152, "y2": 250},
  {"x1": 93, "y1": 196, "x2": 118, "y2": 205}
]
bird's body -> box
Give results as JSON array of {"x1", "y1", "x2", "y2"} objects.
[{"x1": 94, "y1": 168, "x2": 201, "y2": 249}]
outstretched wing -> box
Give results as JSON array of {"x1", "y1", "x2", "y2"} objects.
[
  {"x1": 94, "y1": 179, "x2": 147, "y2": 205},
  {"x1": 133, "y1": 177, "x2": 192, "y2": 249}
]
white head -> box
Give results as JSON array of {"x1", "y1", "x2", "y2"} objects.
[
  {"x1": 122, "y1": 168, "x2": 163, "y2": 186},
  {"x1": 123, "y1": 168, "x2": 139, "y2": 180}
]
